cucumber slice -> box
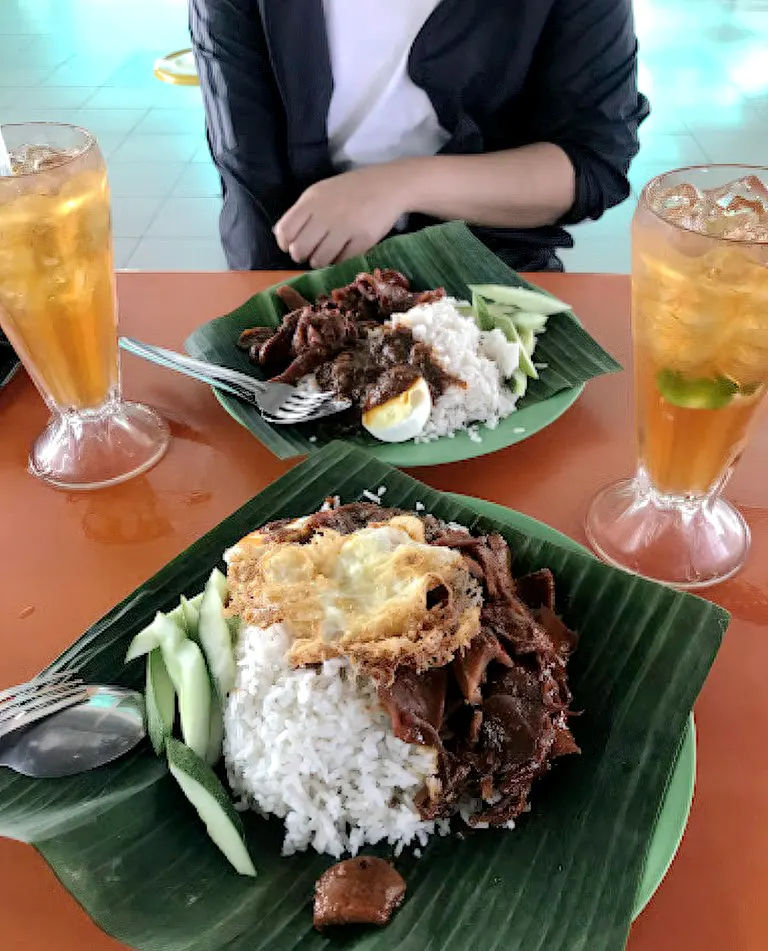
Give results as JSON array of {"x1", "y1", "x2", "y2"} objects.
[
  {"x1": 198, "y1": 572, "x2": 236, "y2": 702},
  {"x1": 511, "y1": 311, "x2": 549, "y2": 333},
  {"x1": 471, "y1": 291, "x2": 495, "y2": 331},
  {"x1": 485, "y1": 302, "x2": 514, "y2": 321},
  {"x1": 126, "y1": 610, "x2": 186, "y2": 663},
  {"x1": 167, "y1": 592, "x2": 203, "y2": 633},
  {"x1": 206, "y1": 694, "x2": 225, "y2": 766},
  {"x1": 208, "y1": 567, "x2": 228, "y2": 602},
  {"x1": 180, "y1": 595, "x2": 201, "y2": 641},
  {"x1": 510, "y1": 368, "x2": 529, "y2": 398},
  {"x1": 161, "y1": 637, "x2": 211, "y2": 759},
  {"x1": 519, "y1": 328, "x2": 536, "y2": 357},
  {"x1": 468, "y1": 283, "x2": 570, "y2": 316},
  {"x1": 145, "y1": 649, "x2": 175, "y2": 755},
  {"x1": 494, "y1": 314, "x2": 539, "y2": 379},
  {"x1": 166, "y1": 738, "x2": 256, "y2": 877}
]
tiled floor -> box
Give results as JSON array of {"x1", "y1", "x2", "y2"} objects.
[{"x1": 1, "y1": 0, "x2": 766, "y2": 273}]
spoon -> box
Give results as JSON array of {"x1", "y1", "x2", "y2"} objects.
[{"x1": 0, "y1": 686, "x2": 146, "y2": 778}]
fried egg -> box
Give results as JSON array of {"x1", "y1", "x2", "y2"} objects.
[{"x1": 226, "y1": 517, "x2": 482, "y2": 671}]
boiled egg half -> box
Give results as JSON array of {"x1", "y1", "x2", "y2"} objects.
[{"x1": 362, "y1": 377, "x2": 432, "y2": 443}]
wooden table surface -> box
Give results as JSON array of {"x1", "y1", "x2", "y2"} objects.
[{"x1": 1, "y1": 270, "x2": 766, "y2": 951}]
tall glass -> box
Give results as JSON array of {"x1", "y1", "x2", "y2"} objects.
[
  {"x1": 0, "y1": 123, "x2": 169, "y2": 489},
  {"x1": 586, "y1": 165, "x2": 768, "y2": 588}
]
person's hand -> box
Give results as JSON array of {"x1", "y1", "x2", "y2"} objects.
[{"x1": 274, "y1": 162, "x2": 417, "y2": 268}]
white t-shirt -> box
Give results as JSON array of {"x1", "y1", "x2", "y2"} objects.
[{"x1": 323, "y1": 0, "x2": 450, "y2": 172}]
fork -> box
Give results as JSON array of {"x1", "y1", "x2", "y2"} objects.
[
  {"x1": 0, "y1": 669, "x2": 88, "y2": 740},
  {"x1": 120, "y1": 337, "x2": 351, "y2": 425}
]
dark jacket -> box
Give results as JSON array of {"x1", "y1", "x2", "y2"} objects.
[{"x1": 190, "y1": 0, "x2": 649, "y2": 271}]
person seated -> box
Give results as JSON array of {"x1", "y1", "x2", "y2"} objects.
[{"x1": 189, "y1": 0, "x2": 648, "y2": 272}]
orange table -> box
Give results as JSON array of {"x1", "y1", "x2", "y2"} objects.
[{"x1": 1, "y1": 271, "x2": 766, "y2": 951}]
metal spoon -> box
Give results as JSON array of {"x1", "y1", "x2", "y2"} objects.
[{"x1": 0, "y1": 686, "x2": 146, "y2": 778}]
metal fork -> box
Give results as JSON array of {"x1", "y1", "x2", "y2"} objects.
[
  {"x1": 120, "y1": 337, "x2": 351, "y2": 425},
  {"x1": 0, "y1": 669, "x2": 88, "y2": 740}
]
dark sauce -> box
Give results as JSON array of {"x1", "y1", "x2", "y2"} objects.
[
  {"x1": 238, "y1": 271, "x2": 462, "y2": 430},
  {"x1": 315, "y1": 325, "x2": 461, "y2": 414}
]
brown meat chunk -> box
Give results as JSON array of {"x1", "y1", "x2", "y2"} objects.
[
  {"x1": 270, "y1": 347, "x2": 332, "y2": 385},
  {"x1": 536, "y1": 605, "x2": 578, "y2": 656},
  {"x1": 258, "y1": 312, "x2": 300, "y2": 371},
  {"x1": 313, "y1": 857, "x2": 406, "y2": 929},
  {"x1": 276, "y1": 285, "x2": 310, "y2": 310},
  {"x1": 237, "y1": 326, "x2": 273, "y2": 352},
  {"x1": 551, "y1": 721, "x2": 581, "y2": 757},
  {"x1": 363, "y1": 365, "x2": 422, "y2": 411},
  {"x1": 515, "y1": 569, "x2": 556, "y2": 611},
  {"x1": 453, "y1": 630, "x2": 512, "y2": 705},
  {"x1": 378, "y1": 667, "x2": 447, "y2": 747}
]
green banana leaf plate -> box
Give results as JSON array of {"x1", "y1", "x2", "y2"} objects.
[
  {"x1": 0, "y1": 443, "x2": 725, "y2": 951},
  {"x1": 186, "y1": 222, "x2": 621, "y2": 465}
]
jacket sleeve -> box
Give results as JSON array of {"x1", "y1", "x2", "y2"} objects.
[
  {"x1": 189, "y1": 0, "x2": 295, "y2": 269},
  {"x1": 525, "y1": 0, "x2": 650, "y2": 226}
]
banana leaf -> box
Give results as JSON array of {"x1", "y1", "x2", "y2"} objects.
[
  {"x1": 185, "y1": 222, "x2": 621, "y2": 464},
  {"x1": 0, "y1": 442, "x2": 727, "y2": 951}
]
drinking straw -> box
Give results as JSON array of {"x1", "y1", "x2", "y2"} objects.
[{"x1": 0, "y1": 126, "x2": 12, "y2": 175}]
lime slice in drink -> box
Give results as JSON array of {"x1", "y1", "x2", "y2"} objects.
[{"x1": 656, "y1": 370, "x2": 739, "y2": 409}]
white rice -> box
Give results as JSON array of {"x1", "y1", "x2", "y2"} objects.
[
  {"x1": 224, "y1": 623, "x2": 447, "y2": 858},
  {"x1": 390, "y1": 298, "x2": 520, "y2": 442}
]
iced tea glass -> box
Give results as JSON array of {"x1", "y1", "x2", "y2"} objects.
[
  {"x1": 586, "y1": 165, "x2": 768, "y2": 588},
  {"x1": 0, "y1": 123, "x2": 169, "y2": 489}
]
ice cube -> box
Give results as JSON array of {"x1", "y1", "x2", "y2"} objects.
[
  {"x1": 707, "y1": 174, "x2": 768, "y2": 214},
  {"x1": 702, "y1": 174, "x2": 768, "y2": 242},
  {"x1": 648, "y1": 183, "x2": 707, "y2": 232},
  {"x1": 9, "y1": 143, "x2": 79, "y2": 175}
]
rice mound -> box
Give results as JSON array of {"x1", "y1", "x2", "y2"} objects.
[
  {"x1": 391, "y1": 298, "x2": 520, "y2": 442},
  {"x1": 224, "y1": 623, "x2": 447, "y2": 858}
]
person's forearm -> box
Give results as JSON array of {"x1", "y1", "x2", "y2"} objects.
[{"x1": 399, "y1": 143, "x2": 576, "y2": 229}]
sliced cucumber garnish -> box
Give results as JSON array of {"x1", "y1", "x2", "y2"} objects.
[
  {"x1": 510, "y1": 368, "x2": 529, "y2": 398},
  {"x1": 145, "y1": 648, "x2": 175, "y2": 755},
  {"x1": 494, "y1": 314, "x2": 539, "y2": 379},
  {"x1": 206, "y1": 694, "x2": 225, "y2": 766},
  {"x1": 468, "y1": 283, "x2": 570, "y2": 316},
  {"x1": 657, "y1": 370, "x2": 739, "y2": 409},
  {"x1": 168, "y1": 592, "x2": 203, "y2": 633},
  {"x1": 208, "y1": 567, "x2": 228, "y2": 603},
  {"x1": 166, "y1": 737, "x2": 256, "y2": 877},
  {"x1": 161, "y1": 635, "x2": 211, "y2": 760},
  {"x1": 198, "y1": 570, "x2": 237, "y2": 702},
  {"x1": 519, "y1": 327, "x2": 536, "y2": 358},
  {"x1": 484, "y1": 303, "x2": 547, "y2": 335},
  {"x1": 126, "y1": 609, "x2": 185, "y2": 662},
  {"x1": 180, "y1": 595, "x2": 201, "y2": 641},
  {"x1": 511, "y1": 310, "x2": 549, "y2": 332},
  {"x1": 471, "y1": 291, "x2": 495, "y2": 331}
]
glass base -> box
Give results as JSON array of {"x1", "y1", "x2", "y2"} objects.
[
  {"x1": 29, "y1": 399, "x2": 170, "y2": 491},
  {"x1": 585, "y1": 474, "x2": 750, "y2": 589}
]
